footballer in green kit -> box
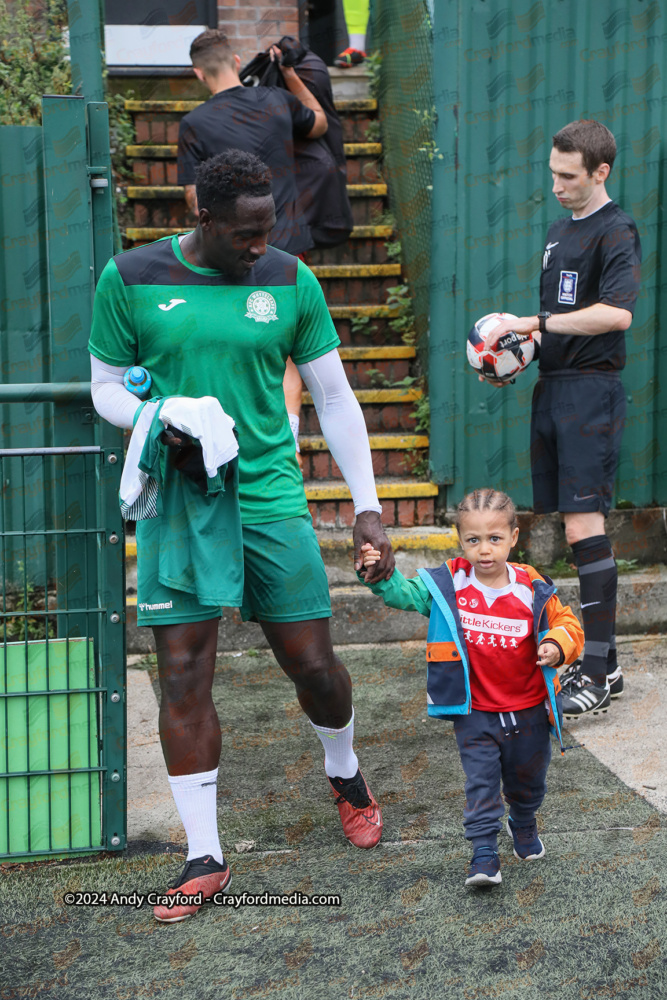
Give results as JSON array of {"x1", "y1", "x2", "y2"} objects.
[{"x1": 89, "y1": 150, "x2": 395, "y2": 922}]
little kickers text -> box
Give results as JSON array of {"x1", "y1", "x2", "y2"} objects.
[{"x1": 63, "y1": 891, "x2": 341, "y2": 909}]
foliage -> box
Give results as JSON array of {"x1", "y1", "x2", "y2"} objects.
[
  {"x1": 413, "y1": 106, "x2": 443, "y2": 190},
  {"x1": 365, "y1": 118, "x2": 381, "y2": 143},
  {"x1": 4, "y1": 581, "x2": 56, "y2": 641},
  {"x1": 386, "y1": 284, "x2": 417, "y2": 345},
  {"x1": 365, "y1": 50, "x2": 382, "y2": 101},
  {"x1": 350, "y1": 314, "x2": 378, "y2": 338},
  {"x1": 384, "y1": 239, "x2": 402, "y2": 261},
  {"x1": 0, "y1": 0, "x2": 70, "y2": 126}
]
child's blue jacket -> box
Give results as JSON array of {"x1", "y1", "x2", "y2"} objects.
[{"x1": 418, "y1": 562, "x2": 578, "y2": 752}]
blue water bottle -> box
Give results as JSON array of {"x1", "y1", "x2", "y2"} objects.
[{"x1": 124, "y1": 366, "x2": 152, "y2": 399}]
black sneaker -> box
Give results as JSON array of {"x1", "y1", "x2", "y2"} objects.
[
  {"x1": 465, "y1": 847, "x2": 501, "y2": 887},
  {"x1": 562, "y1": 673, "x2": 611, "y2": 718},
  {"x1": 606, "y1": 664, "x2": 624, "y2": 699}
]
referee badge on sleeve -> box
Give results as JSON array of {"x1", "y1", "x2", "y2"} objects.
[{"x1": 558, "y1": 270, "x2": 578, "y2": 305}]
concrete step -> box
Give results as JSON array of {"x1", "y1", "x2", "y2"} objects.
[
  {"x1": 126, "y1": 183, "x2": 387, "y2": 199},
  {"x1": 125, "y1": 142, "x2": 382, "y2": 158},
  {"x1": 306, "y1": 479, "x2": 438, "y2": 528},
  {"x1": 124, "y1": 223, "x2": 392, "y2": 244},
  {"x1": 109, "y1": 65, "x2": 370, "y2": 103},
  {"x1": 126, "y1": 144, "x2": 383, "y2": 188},
  {"x1": 125, "y1": 98, "x2": 377, "y2": 114},
  {"x1": 124, "y1": 566, "x2": 667, "y2": 653},
  {"x1": 301, "y1": 432, "x2": 428, "y2": 482},
  {"x1": 123, "y1": 226, "x2": 394, "y2": 265},
  {"x1": 129, "y1": 186, "x2": 386, "y2": 228}
]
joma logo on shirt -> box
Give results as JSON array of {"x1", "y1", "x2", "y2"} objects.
[{"x1": 459, "y1": 612, "x2": 527, "y2": 636}]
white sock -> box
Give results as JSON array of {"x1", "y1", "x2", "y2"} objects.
[
  {"x1": 349, "y1": 33, "x2": 366, "y2": 52},
  {"x1": 310, "y1": 708, "x2": 359, "y2": 779},
  {"x1": 168, "y1": 768, "x2": 223, "y2": 863}
]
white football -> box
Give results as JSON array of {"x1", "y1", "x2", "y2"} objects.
[{"x1": 467, "y1": 312, "x2": 535, "y2": 383}]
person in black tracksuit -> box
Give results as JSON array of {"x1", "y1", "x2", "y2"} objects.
[{"x1": 481, "y1": 120, "x2": 641, "y2": 720}]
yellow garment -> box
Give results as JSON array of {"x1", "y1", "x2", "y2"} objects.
[{"x1": 342, "y1": 0, "x2": 369, "y2": 35}]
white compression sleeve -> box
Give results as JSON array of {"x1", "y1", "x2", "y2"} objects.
[
  {"x1": 90, "y1": 355, "x2": 142, "y2": 429},
  {"x1": 296, "y1": 350, "x2": 382, "y2": 515}
]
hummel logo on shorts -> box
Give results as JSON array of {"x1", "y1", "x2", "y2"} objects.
[
  {"x1": 159, "y1": 298, "x2": 186, "y2": 311},
  {"x1": 139, "y1": 601, "x2": 174, "y2": 611}
]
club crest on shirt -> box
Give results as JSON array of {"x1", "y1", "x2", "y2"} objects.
[
  {"x1": 245, "y1": 290, "x2": 278, "y2": 323},
  {"x1": 469, "y1": 598, "x2": 479, "y2": 609},
  {"x1": 558, "y1": 270, "x2": 578, "y2": 305},
  {"x1": 458, "y1": 597, "x2": 467, "y2": 607}
]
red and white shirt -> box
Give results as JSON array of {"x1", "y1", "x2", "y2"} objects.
[{"x1": 450, "y1": 558, "x2": 547, "y2": 712}]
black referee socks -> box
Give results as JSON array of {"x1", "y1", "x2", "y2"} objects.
[{"x1": 571, "y1": 535, "x2": 617, "y2": 687}]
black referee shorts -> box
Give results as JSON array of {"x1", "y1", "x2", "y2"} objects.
[{"x1": 530, "y1": 372, "x2": 626, "y2": 516}]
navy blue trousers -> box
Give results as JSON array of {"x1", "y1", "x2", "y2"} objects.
[{"x1": 453, "y1": 702, "x2": 554, "y2": 849}]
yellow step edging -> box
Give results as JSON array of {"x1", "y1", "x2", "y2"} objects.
[
  {"x1": 124, "y1": 224, "x2": 393, "y2": 242},
  {"x1": 309, "y1": 263, "x2": 401, "y2": 279},
  {"x1": 337, "y1": 346, "x2": 415, "y2": 360},
  {"x1": 125, "y1": 98, "x2": 377, "y2": 113},
  {"x1": 301, "y1": 434, "x2": 429, "y2": 452},
  {"x1": 317, "y1": 529, "x2": 458, "y2": 551},
  {"x1": 329, "y1": 305, "x2": 401, "y2": 319},
  {"x1": 305, "y1": 481, "x2": 438, "y2": 501},
  {"x1": 126, "y1": 184, "x2": 387, "y2": 199},
  {"x1": 125, "y1": 522, "x2": 452, "y2": 562},
  {"x1": 303, "y1": 388, "x2": 422, "y2": 405},
  {"x1": 125, "y1": 141, "x2": 383, "y2": 158}
]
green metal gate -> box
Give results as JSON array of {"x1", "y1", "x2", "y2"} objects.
[{"x1": 0, "y1": 95, "x2": 126, "y2": 860}]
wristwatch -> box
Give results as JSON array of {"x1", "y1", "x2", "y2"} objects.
[{"x1": 537, "y1": 311, "x2": 552, "y2": 334}]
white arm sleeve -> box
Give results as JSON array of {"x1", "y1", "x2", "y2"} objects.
[
  {"x1": 90, "y1": 355, "x2": 142, "y2": 429},
  {"x1": 296, "y1": 349, "x2": 382, "y2": 515}
]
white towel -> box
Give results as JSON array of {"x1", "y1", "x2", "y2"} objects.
[
  {"x1": 160, "y1": 396, "x2": 238, "y2": 478},
  {"x1": 119, "y1": 400, "x2": 160, "y2": 512},
  {"x1": 119, "y1": 397, "x2": 238, "y2": 518}
]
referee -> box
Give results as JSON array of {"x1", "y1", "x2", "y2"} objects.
[{"x1": 482, "y1": 120, "x2": 641, "y2": 720}]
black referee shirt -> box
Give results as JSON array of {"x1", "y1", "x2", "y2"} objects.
[
  {"x1": 539, "y1": 201, "x2": 641, "y2": 372},
  {"x1": 177, "y1": 86, "x2": 316, "y2": 255}
]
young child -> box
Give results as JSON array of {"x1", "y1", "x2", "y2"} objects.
[{"x1": 359, "y1": 488, "x2": 583, "y2": 887}]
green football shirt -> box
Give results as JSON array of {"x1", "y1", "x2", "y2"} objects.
[{"x1": 89, "y1": 236, "x2": 340, "y2": 524}]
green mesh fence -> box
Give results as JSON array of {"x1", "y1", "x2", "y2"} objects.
[{"x1": 369, "y1": 0, "x2": 433, "y2": 362}]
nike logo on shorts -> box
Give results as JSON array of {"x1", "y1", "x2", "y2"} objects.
[
  {"x1": 159, "y1": 298, "x2": 186, "y2": 311},
  {"x1": 546, "y1": 242, "x2": 559, "y2": 250},
  {"x1": 573, "y1": 493, "x2": 597, "y2": 501},
  {"x1": 581, "y1": 602, "x2": 601, "y2": 609}
]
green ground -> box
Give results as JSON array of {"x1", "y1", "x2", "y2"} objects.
[{"x1": 1, "y1": 646, "x2": 665, "y2": 999}]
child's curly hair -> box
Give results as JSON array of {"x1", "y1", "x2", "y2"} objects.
[{"x1": 455, "y1": 488, "x2": 518, "y2": 532}]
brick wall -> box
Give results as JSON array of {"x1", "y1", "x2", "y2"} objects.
[{"x1": 217, "y1": 0, "x2": 301, "y2": 65}]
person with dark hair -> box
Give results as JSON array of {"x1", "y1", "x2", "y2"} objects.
[
  {"x1": 178, "y1": 28, "x2": 327, "y2": 255},
  {"x1": 88, "y1": 149, "x2": 395, "y2": 923},
  {"x1": 359, "y1": 487, "x2": 583, "y2": 888},
  {"x1": 481, "y1": 120, "x2": 641, "y2": 720}
]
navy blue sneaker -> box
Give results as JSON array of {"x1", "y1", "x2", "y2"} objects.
[
  {"x1": 506, "y1": 816, "x2": 545, "y2": 860},
  {"x1": 465, "y1": 847, "x2": 502, "y2": 886}
]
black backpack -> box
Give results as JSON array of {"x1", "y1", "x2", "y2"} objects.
[{"x1": 240, "y1": 38, "x2": 354, "y2": 248}]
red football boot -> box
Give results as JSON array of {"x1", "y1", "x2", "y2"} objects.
[
  {"x1": 329, "y1": 769, "x2": 383, "y2": 849},
  {"x1": 153, "y1": 855, "x2": 231, "y2": 923}
]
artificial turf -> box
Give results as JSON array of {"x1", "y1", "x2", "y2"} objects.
[{"x1": 1, "y1": 644, "x2": 665, "y2": 999}]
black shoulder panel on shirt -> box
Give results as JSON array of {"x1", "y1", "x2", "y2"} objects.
[{"x1": 113, "y1": 240, "x2": 299, "y2": 287}]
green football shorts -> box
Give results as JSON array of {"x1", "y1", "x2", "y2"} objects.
[{"x1": 135, "y1": 514, "x2": 332, "y2": 627}]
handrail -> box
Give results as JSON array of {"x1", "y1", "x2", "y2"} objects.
[{"x1": 0, "y1": 382, "x2": 92, "y2": 403}]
